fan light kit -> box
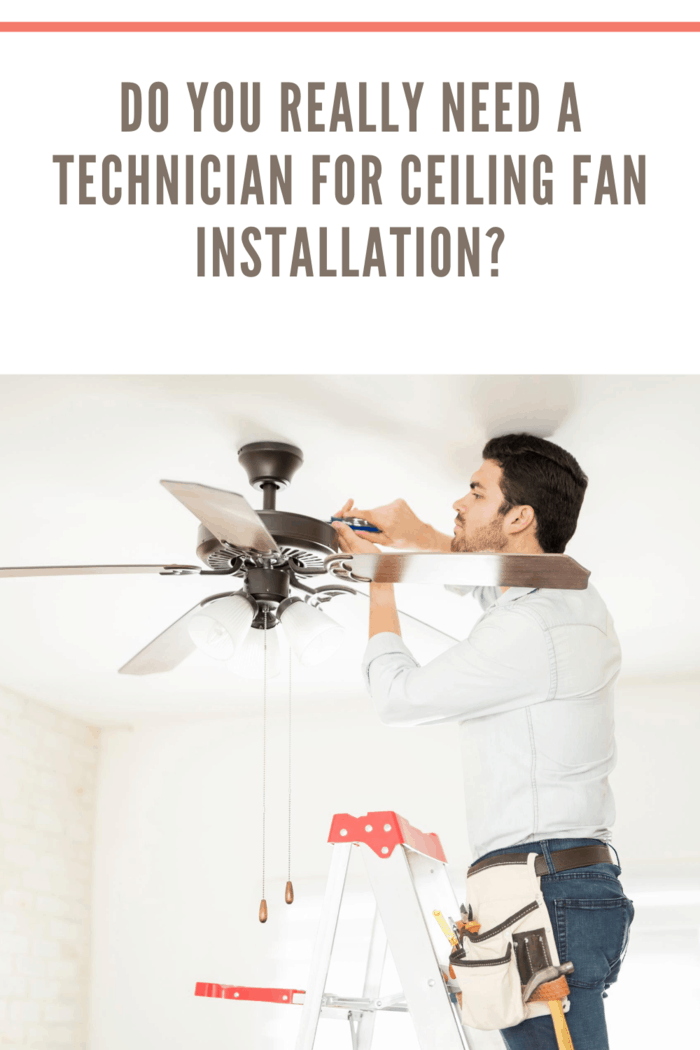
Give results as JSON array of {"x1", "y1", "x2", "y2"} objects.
[
  {"x1": 0, "y1": 439, "x2": 591, "y2": 922},
  {"x1": 184, "y1": 591, "x2": 342, "y2": 674},
  {"x1": 188, "y1": 594, "x2": 256, "y2": 661}
]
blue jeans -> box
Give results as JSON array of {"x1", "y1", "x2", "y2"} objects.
[{"x1": 470, "y1": 838, "x2": 634, "y2": 1050}]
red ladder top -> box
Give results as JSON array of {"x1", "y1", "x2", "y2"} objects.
[{"x1": 327, "y1": 810, "x2": 447, "y2": 862}]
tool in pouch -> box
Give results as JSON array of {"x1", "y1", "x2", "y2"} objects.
[
  {"x1": 432, "y1": 910, "x2": 459, "y2": 979},
  {"x1": 448, "y1": 853, "x2": 576, "y2": 1050}
]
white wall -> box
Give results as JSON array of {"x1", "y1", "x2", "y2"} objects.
[
  {"x1": 0, "y1": 685, "x2": 98, "y2": 1050},
  {"x1": 88, "y1": 673, "x2": 700, "y2": 1050},
  {"x1": 611, "y1": 674, "x2": 700, "y2": 862}
]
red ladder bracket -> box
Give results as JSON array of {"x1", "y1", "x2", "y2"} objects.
[
  {"x1": 327, "y1": 810, "x2": 447, "y2": 862},
  {"x1": 195, "y1": 982, "x2": 305, "y2": 1005}
]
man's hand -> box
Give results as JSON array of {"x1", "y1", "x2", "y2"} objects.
[
  {"x1": 331, "y1": 518, "x2": 381, "y2": 555},
  {"x1": 333, "y1": 498, "x2": 451, "y2": 551},
  {"x1": 331, "y1": 508, "x2": 401, "y2": 639}
]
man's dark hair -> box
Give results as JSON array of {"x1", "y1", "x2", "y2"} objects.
[{"x1": 481, "y1": 433, "x2": 588, "y2": 553}]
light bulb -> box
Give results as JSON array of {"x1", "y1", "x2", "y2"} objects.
[
  {"x1": 279, "y1": 599, "x2": 345, "y2": 666},
  {"x1": 229, "y1": 626, "x2": 281, "y2": 679},
  {"x1": 188, "y1": 594, "x2": 256, "y2": 660}
]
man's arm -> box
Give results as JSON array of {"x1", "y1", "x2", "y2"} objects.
[
  {"x1": 332, "y1": 498, "x2": 452, "y2": 639},
  {"x1": 331, "y1": 519, "x2": 404, "y2": 638},
  {"x1": 332, "y1": 504, "x2": 549, "y2": 726},
  {"x1": 369, "y1": 582, "x2": 401, "y2": 638},
  {"x1": 363, "y1": 609, "x2": 551, "y2": 726}
]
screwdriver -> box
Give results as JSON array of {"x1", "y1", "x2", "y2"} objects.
[
  {"x1": 329, "y1": 516, "x2": 381, "y2": 533},
  {"x1": 433, "y1": 910, "x2": 459, "y2": 979}
]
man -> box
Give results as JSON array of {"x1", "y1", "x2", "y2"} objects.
[{"x1": 332, "y1": 433, "x2": 634, "y2": 1050}]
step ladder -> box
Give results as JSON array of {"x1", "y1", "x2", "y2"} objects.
[{"x1": 196, "y1": 810, "x2": 502, "y2": 1049}]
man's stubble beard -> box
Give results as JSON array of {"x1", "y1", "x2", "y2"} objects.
[{"x1": 450, "y1": 513, "x2": 509, "y2": 553}]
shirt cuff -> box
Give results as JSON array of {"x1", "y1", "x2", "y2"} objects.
[{"x1": 361, "y1": 632, "x2": 418, "y2": 693}]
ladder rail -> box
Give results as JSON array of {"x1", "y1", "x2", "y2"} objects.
[
  {"x1": 362, "y1": 843, "x2": 474, "y2": 1050},
  {"x1": 355, "y1": 906, "x2": 388, "y2": 1050},
  {"x1": 294, "y1": 842, "x2": 353, "y2": 1050}
]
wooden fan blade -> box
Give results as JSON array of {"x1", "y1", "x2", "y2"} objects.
[
  {"x1": 330, "y1": 552, "x2": 590, "y2": 589},
  {"x1": 161, "y1": 481, "x2": 278, "y2": 554},
  {"x1": 0, "y1": 564, "x2": 200, "y2": 578}
]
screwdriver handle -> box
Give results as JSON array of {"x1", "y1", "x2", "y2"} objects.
[{"x1": 433, "y1": 909, "x2": 458, "y2": 947}]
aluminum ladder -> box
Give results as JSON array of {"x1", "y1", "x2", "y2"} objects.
[{"x1": 196, "y1": 810, "x2": 501, "y2": 1050}]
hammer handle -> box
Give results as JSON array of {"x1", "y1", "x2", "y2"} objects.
[{"x1": 547, "y1": 999, "x2": 575, "y2": 1050}]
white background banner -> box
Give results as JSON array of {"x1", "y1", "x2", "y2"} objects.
[{"x1": 0, "y1": 5, "x2": 697, "y2": 369}]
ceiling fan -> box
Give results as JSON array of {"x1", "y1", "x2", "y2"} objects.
[{"x1": 0, "y1": 441, "x2": 590, "y2": 677}]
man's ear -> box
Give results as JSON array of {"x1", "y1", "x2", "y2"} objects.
[{"x1": 505, "y1": 504, "x2": 537, "y2": 535}]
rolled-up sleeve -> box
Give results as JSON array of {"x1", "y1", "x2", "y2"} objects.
[{"x1": 361, "y1": 607, "x2": 553, "y2": 727}]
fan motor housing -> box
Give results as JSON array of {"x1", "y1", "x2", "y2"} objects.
[
  {"x1": 196, "y1": 513, "x2": 338, "y2": 573},
  {"x1": 197, "y1": 440, "x2": 339, "y2": 573},
  {"x1": 258, "y1": 511, "x2": 338, "y2": 556}
]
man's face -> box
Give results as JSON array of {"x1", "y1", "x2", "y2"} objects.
[{"x1": 451, "y1": 459, "x2": 510, "y2": 553}]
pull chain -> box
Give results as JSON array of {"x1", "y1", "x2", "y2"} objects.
[
  {"x1": 259, "y1": 608, "x2": 268, "y2": 924},
  {"x1": 285, "y1": 646, "x2": 294, "y2": 906}
]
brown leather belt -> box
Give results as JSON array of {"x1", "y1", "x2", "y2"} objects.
[{"x1": 468, "y1": 843, "x2": 614, "y2": 879}]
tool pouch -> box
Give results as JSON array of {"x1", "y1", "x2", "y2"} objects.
[{"x1": 450, "y1": 853, "x2": 569, "y2": 1031}]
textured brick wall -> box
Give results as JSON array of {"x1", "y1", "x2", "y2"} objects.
[{"x1": 0, "y1": 685, "x2": 99, "y2": 1050}]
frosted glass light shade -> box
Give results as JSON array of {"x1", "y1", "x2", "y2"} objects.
[
  {"x1": 229, "y1": 626, "x2": 281, "y2": 679},
  {"x1": 188, "y1": 595, "x2": 256, "y2": 660},
  {"x1": 279, "y1": 600, "x2": 345, "y2": 666}
]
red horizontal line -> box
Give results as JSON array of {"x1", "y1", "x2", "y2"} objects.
[{"x1": 0, "y1": 22, "x2": 699, "y2": 33}]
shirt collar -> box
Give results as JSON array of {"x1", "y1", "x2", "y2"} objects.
[{"x1": 495, "y1": 586, "x2": 538, "y2": 606}]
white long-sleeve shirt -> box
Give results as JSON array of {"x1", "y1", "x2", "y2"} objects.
[{"x1": 361, "y1": 584, "x2": 621, "y2": 861}]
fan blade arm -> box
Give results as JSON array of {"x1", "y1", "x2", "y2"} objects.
[{"x1": 0, "y1": 564, "x2": 201, "y2": 578}]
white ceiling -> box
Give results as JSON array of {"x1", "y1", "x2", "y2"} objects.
[{"x1": 0, "y1": 374, "x2": 697, "y2": 727}]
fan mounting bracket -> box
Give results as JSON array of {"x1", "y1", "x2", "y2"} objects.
[{"x1": 237, "y1": 441, "x2": 304, "y2": 495}]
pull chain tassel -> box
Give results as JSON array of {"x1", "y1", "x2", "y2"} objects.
[
  {"x1": 285, "y1": 881, "x2": 294, "y2": 904},
  {"x1": 259, "y1": 898, "x2": 268, "y2": 923}
]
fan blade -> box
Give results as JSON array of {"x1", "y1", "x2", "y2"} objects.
[
  {"x1": 0, "y1": 564, "x2": 200, "y2": 578},
  {"x1": 329, "y1": 552, "x2": 590, "y2": 589},
  {"x1": 118, "y1": 592, "x2": 234, "y2": 675},
  {"x1": 161, "y1": 481, "x2": 278, "y2": 554},
  {"x1": 295, "y1": 582, "x2": 459, "y2": 646},
  {"x1": 350, "y1": 589, "x2": 458, "y2": 645}
]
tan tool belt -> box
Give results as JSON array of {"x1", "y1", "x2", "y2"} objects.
[{"x1": 449, "y1": 852, "x2": 572, "y2": 1031}]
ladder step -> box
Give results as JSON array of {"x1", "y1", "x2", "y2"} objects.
[
  {"x1": 322, "y1": 993, "x2": 408, "y2": 1013},
  {"x1": 194, "y1": 984, "x2": 411, "y2": 1014},
  {"x1": 195, "y1": 982, "x2": 305, "y2": 1005}
]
